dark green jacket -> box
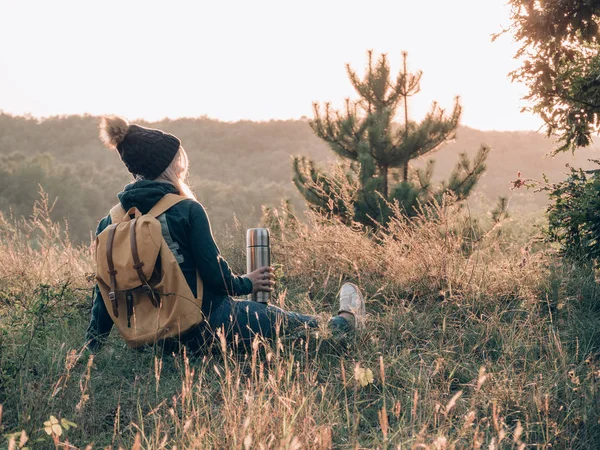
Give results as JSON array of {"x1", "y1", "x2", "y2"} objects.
[{"x1": 85, "y1": 180, "x2": 252, "y2": 351}]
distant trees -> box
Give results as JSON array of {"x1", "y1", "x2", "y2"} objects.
[
  {"x1": 0, "y1": 153, "x2": 118, "y2": 243},
  {"x1": 0, "y1": 115, "x2": 317, "y2": 243},
  {"x1": 501, "y1": 0, "x2": 600, "y2": 152},
  {"x1": 2, "y1": 111, "x2": 594, "y2": 246},
  {"x1": 292, "y1": 51, "x2": 489, "y2": 227}
]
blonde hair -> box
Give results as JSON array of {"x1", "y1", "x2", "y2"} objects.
[{"x1": 138, "y1": 146, "x2": 196, "y2": 200}]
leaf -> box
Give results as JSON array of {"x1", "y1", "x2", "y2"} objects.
[
  {"x1": 43, "y1": 416, "x2": 62, "y2": 437},
  {"x1": 52, "y1": 424, "x2": 62, "y2": 437},
  {"x1": 354, "y1": 364, "x2": 374, "y2": 387},
  {"x1": 60, "y1": 418, "x2": 77, "y2": 430}
]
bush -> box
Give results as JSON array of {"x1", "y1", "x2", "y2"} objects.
[{"x1": 545, "y1": 162, "x2": 600, "y2": 266}]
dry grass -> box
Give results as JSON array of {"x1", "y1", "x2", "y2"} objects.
[
  {"x1": 1, "y1": 194, "x2": 599, "y2": 449},
  {"x1": 265, "y1": 197, "x2": 544, "y2": 312},
  {"x1": 0, "y1": 189, "x2": 92, "y2": 293}
]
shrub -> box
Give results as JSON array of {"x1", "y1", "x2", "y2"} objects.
[{"x1": 545, "y1": 162, "x2": 600, "y2": 267}]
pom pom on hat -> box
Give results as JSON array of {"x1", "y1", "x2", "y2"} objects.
[{"x1": 99, "y1": 115, "x2": 130, "y2": 149}]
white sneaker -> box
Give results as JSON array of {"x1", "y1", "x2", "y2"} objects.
[{"x1": 338, "y1": 282, "x2": 366, "y2": 330}]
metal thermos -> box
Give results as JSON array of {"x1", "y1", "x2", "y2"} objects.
[{"x1": 246, "y1": 228, "x2": 271, "y2": 303}]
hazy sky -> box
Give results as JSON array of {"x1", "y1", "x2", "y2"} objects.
[{"x1": 0, "y1": 0, "x2": 543, "y2": 131}]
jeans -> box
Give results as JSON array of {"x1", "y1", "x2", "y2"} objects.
[{"x1": 179, "y1": 297, "x2": 351, "y2": 352}]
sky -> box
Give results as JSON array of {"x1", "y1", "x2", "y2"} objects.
[{"x1": 0, "y1": 0, "x2": 544, "y2": 131}]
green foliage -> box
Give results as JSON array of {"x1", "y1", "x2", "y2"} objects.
[
  {"x1": 293, "y1": 51, "x2": 489, "y2": 227},
  {"x1": 545, "y1": 162, "x2": 600, "y2": 265},
  {"x1": 501, "y1": 0, "x2": 600, "y2": 153},
  {"x1": 0, "y1": 152, "x2": 129, "y2": 243}
]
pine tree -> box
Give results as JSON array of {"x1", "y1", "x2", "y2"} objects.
[{"x1": 293, "y1": 51, "x2": 489, "y2": 227}]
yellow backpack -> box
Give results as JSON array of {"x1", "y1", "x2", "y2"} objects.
[{"x1": 95, "y1": 193, "x2": 204, "y2": 348}]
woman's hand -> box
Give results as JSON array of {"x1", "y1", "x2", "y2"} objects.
[{"x1": 246, "y1": 266, "x2": 275, "y2": 294}]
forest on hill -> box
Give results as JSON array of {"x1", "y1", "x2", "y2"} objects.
[{"x1": 1, "y1": 112, "x2": 599, "y2": 243}]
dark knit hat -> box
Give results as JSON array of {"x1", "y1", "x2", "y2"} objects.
[{"x1": 99, "y1": 116, "x2": 180, "y2": 179}]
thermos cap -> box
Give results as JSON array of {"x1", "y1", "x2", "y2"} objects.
[{"x1": 246, "y1": 228, "x2": 270, "y2": 247}]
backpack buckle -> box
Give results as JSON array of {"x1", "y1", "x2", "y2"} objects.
[{"x1": 108, "y1": 291, "x2": 119, "y2": 317}]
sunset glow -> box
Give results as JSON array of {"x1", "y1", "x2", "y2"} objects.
[{"x1": 0, "y1": 0, "x2": 542, "y2": 131}]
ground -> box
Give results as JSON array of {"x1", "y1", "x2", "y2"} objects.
[{"x1": 1, "y1": 197, "x2": 599, "y2": 449}]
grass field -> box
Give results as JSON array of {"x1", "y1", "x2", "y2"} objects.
[{"x1": 1, "y1": 194, "x2": 599, "y2": 449}]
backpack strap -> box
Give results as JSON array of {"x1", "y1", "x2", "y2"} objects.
[
  {"x1": 147, "y1": 193, "x2": 187, "y2": 218},
  {"x1": 129, "y1": 218, "x2": 160, "y2": 308},
  {"x1": 109, "y1": 193, "x2": 184, "y2": 224},
  {"x1": 106, "y1": 224, "x2": 120, "y2": 318}
]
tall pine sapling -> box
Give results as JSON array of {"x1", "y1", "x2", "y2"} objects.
[{"x1": 293, "y1": 51, "x2": 489, "y2": 227}]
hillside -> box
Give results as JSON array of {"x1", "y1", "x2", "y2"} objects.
[{"x1": 1, "y1": 113, "x2": 599, "y2": 242}]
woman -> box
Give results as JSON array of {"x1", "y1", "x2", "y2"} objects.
[{"x1": 85, "y1": 116, "x2": 365, "y2": 352}]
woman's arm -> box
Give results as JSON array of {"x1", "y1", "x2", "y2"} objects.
[
  {"x1": 188, "y1": 201, "x2": 253, "y2": 297},
  {"x1": 84, "y1": 215, "x2": 114, "y2": 352}
]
